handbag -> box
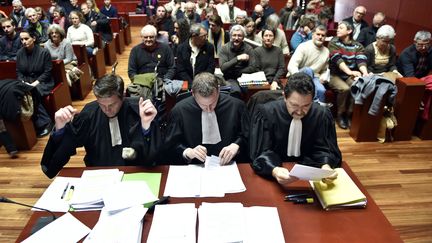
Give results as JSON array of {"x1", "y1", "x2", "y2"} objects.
[{"x1": 20, "y1": 92, "x2": 34, "y2": 121}]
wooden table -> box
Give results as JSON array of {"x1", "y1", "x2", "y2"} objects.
[{"x1": 16, "y1": 163, "x2": 402, "y2": 243}]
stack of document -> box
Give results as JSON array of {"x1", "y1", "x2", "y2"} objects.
[
  {"x1": 198, "y1": 203, "x2": 285, "y2": 243},
  {"x1": 310, "y1": 168, "x2": 367, "y2": 210},
  {"x1": 237, "y1": 71, "x2": 268, "y2": 86},
  {"x1": 84, "y1": 206, "x2": 147, "y2": 243},
  {"x1": 163, "y1": 156, "x2": 246, "y2": 197},
  {"x1": 69, "y1": 169, "x2": 124, "y2": 211}
]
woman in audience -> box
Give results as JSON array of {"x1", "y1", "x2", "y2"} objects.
[
  {"x1": 45, "y1": 24, "x2": 83, "y2": 86},
  {"x1": 16, "y1": 30, "x2": 53, "y2": 137},
  {"x1": 244, "y1": 17, "x2": 259, "y2": 44},
  {"x1": 66, "y1": 11, "x2": 96, "y2": 56},
  {"x1": 290, "y1": 16, "x2": 315, "y2": 52},
  {"x1": 52, "y1": 7, "x2": 66, "y2": 29},
  {"x1": 256, "y1": 14, "x2": 290, "y2": 55},
  {"x1": 86, "y1": 0, "x2": 100, "y2": 13},
  {"x1": 34, "y1": 7, "x2": 50, "y2": 23},
  {"x1": 251, "y1": 26, "x2": 285, "y2": 90},
  {"x1": 170, "y1": 18, "x2": 190, "y2": 56},
  {"x1": 365, "y1": 25, "x2": 401, "y2": 76}
]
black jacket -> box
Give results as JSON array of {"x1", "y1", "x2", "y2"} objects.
[
  {"x1": 84, "y1": 11, "x2": 113, "y2": 42},
  {"x1": 357, "y1": 26, "x2": 378, "y2": 47}
]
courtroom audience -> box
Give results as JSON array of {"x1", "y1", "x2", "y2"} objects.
[
  {"x1": 0, "y1": 18, "x2": 22, "y2": 61},
  {"x1": 66, "y1": 10, "x2": 96, "y2": 56},
  {"x1": 34, "y1": 7, "x2": 49, "y2": 23},
  {"x1": 256, "y1": 14, "x2": 290, "y2": 55},
  {"x1": 207, "y1": 15, "x2": 229, "y2": 58},
  {"x1": 10, "y1": 0, "x2": 27, "y2": 28},
  {"x1": 86, "y1": 0, "x2": 100, "y2": 13},
  {"x1": 252, "y1": 0, "x2": 275, "y2": 31},
  {"x1": 357, "y1": 12, "x2": 386, "y2": 48},
  {"x1": 176, "y1": 1, "x2": 201, "y2": 25},
  {"x1": 290, "y1": 16, "x2": 314, "y2": 52},
  {"x1": 100, "y1": 0, "x2": 118, "y2": 18},
  {"x1": 218, "y1": 0, "x2": 241, "y2": 24},
  {"x1": 81, "y1": 2, "x2": 113, "y2": 45},
  {"x1": 154, "y1": 6, "x2": 174, "y2": 39},
  {"x1": 25, "y1": 7, "x2": 49, "y2": 44},
  {"x1": 170, "y1": 18, "x2": 190, "y2": 56},
  {"x1": 397, "y1": 30, "x2": 432, "y2": 79},
  {"x1": 279, "y1": 0, "x2": 295, "y2": 30},
  {"x1": 244, "y1": 17, "x2": 259, "y2": 44},
  {"x1": 51, "y1": 7, "x2": 66, "y2": 29},
  {"x1": 342, "y1": 5, "x2": 368, "y2": 40},
  {"x1": 234, "y1": 11, "x2": 247, "y2": 26}
]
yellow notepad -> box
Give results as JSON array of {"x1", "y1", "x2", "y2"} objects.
[{"x1": 310, "y1": 168, "x2": 367, "y2": 210}]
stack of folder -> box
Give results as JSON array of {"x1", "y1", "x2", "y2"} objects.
[{"x1": 310, "y1": 168, "x2": 367, "y2": 210}]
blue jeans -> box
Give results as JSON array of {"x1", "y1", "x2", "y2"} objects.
[{"x1": 299, "y1": 67, "x2": 326, "y2": 102}]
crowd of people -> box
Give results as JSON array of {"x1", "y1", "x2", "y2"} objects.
[{"x1": 0, "y1": 0, "x2": 431, "y2": 185}]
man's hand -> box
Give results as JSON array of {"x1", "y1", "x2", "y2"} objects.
[
  {"x1": 272, "y1": 167, "x2": 298, "y2": 185},
  {"x1": 184, "y1": 145, "x2": 207, "y2": 162},
  {"x1": 349, "y1": 70, "x2": 362, "y2": 77},
  {"x1": 54, "y1": 105, "x2": 78, "y2": 130},
  {"x1": 321, "y1": 164, "x2": 338, "y2": 184},
  {"x1": 91, "y1": 21, "x2": 97, "y2": 27},
  {"x1": 270, "y1": 81, "x2": 279, "y2": 90},
  {"x1": 139, "y1": 97, "x2": 157, "y2": 130},
  {"x1": 219, "y1": 143, "x2": 239, "y2": 165},
  {"x1": 237, "y1": 53, "x2": 249, "y2": 61}
]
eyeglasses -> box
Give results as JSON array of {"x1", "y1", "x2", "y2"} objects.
[
  {"x1": 355, "y1": 11, "x2": 366, "y2": 16},
  {"x1": 415, "y1": 41, "x2": 430, "y2": 48}
]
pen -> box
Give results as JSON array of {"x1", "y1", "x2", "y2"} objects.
[
  {"x1": 60, "y1": 182, "x2": 69, "y2": 199},
  {"x1": 66, "y1": 185, "x2": 75, "y2": 201},
  {"x1": 294, "y1": 198, "x2": 314, "y2": 204},
  {"x1": 284, "y1": 193, "x2": 310, "y2": 199}
]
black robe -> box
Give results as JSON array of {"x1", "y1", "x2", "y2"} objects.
[
  {"x1": 250, "y1": 99, "x2": 341, "y2": 178},
  {"x1": 41, "y1": 98, "x2": 161, "y2": 178},
  {"x1": 164, "y1": 93, "x2": 250, "y2": 164}
]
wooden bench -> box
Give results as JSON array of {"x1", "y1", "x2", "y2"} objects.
[
  {"x1": 110, "y1": 17, "x2": 126, "y2": 54},
  {"x1": 119, "y1": 13, "x2": 132, "y2": 45},
  {"x1": 91, "y1": 34, "x2": 107, "y2": 79},
  {"x1": 72, "y1": 45, "x2": 93, "y2": 100}
]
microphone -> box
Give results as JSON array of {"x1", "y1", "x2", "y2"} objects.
[{"x1": 0, "y1": 196, "x2": 57, "y2": 234}]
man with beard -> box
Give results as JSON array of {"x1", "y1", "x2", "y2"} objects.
[
  {"x1": 128, "y1": 24, "x2": 175, "y2": 83},
  {"x1": 249, "y1": 72, "x2": 341, "y2": 186},
  {"x1": 40, "y1": 74, "x2": 161, "y2": 178},
  {"x1": 176, "y1": 1, "x2": 201, "y2": 24},
  {"x1": 175, "y1": 23, "x2": 215, "y2": 87},
  {"x1": 288, "y1": 25, "x2": 329, "y2": 104},
  {"x1": 219, "y1": 24, "x2": 255, "y2": 94},
  {"x1": 154, "y1": 6, "x2": 174, "y2": 39},
  {"x1": 81, "y1": 3, "x2": 113, "y2": 44},
  {"x1": 0, "y1": 18, "x2": 22, "y2": 61}
]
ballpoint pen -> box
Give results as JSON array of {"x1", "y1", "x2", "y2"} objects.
[{"x1": 60, "y1": 183, "x2": 69, "y2": 199}]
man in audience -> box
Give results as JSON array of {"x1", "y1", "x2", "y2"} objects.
[
  {"x1": 0, "y1": 18, "x2": 21, "y2": 61},
  {"x1": 40, "y1": 74, "x2": 160, "y2": 178},
  {"x1": 235, "y1": 11, "x2": 247, "y2": 26},
  {"x1": 328, "y1": 21, "x2": 368, "y2": 129},
  {"x1": 279, "y1": 0, "x2": 294, "y2": 30},
  {"x1": 69, "y1": 0, "x2": 81, "y2": 15},
  {"x1": 218, "y1": 0, "x2": 241, "y2": 24},
  {"x1": 100, "y1": 0, "x2": 118, "y2": 18},
  {"x1": 219, "y1": 24, "x2": 255, "y2": 94},
  {"x1": 81, "y1": 3, "x2": 113, "y2": 44},
  {"x1": 288, "y1": 25, "x2": 329, "y2": 104},
  {"x1": 195, "y1": 0, "x2": 208, "y2": 16},
  {"x1": 357, "y1": 12, "x2": 385, "y2": 47},
  {"x1": 10, "y1": 0, "x2": 27, "y2": 28},
  {"x1": 165, "y1": 72, "x2": 250, "y2": 165},
  {"x1": 290, "y1": 16, "x2": 315, "y2": 52},
  {"x1": 249, "y1": 72, "x2": 341, "y2": 186},
  {"x1": 342, "y1": 5, "x2": 368, "y2": 40},
  {"x1": 252, "y1": 0, "x2": 275, "y2": 31},
  {"x1": 128, "y1": 25, "x2": 175, "y2": 83},
  {"x1": 176, "y1": 1, "x2": 201, "y2": 25},
  {"x1": 155, "y1": 6, "x2": 174, "y2": 38},
  {"x1": 208, "y1": 15, "x2": 229, "y2": 58},
  {"x1": 397, "y1": 30, "x2": 432, "y2": 79},
  {"x1": 175, "y1": 23, "x2": 215, "y2": 87},
  {"x1": 25, "y1": 8, "x2": 49, "y2": 44}
]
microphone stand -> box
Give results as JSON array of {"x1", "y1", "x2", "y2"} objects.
[{"x1": 0, "y1": 196, "x2": 57, "y2": 234}]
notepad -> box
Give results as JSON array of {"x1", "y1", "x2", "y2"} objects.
[{"x1": 310, "y1": 168, "x2": 367, "y2": 210}]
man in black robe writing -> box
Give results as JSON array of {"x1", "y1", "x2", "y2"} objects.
[
  {"x1": 164, "y1": 72, "x2": 250, "y2": 165},
  {"x1": 250, "y1": 72, "x2": 341, "y2": 185},
  {"x1": 41, "y1": 74, "x2": 161, "y2": 178}
]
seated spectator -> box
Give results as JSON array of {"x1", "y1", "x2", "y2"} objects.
[
  {"x1": 139, "y1": 0, "x2": 157, "y2": 16},
  {"x1": 244, "y1": 17, "x2": 259, "y2": 44},
  {"x1": 397, "y1": 30, "x2": 432, "y2": 79},
  {"x1": 40, "y1": 74, "x2": 160, "y2": 178},
  {"x1": 285, "y1": 6, "x2": 303, "y2": 30},
  {"x1": 47, "y1": 0, "x2": 64, "y2": 23},
  {"x1": 208, "y1": 15, "x2": 229, "y2": 58},
  {"x1": 34, "y1": 7, "x2": 49, "y2": 24},
  {"x1": 249, "y1": 72, "x2": 341, "y2": 186},
  {"x1": 234, "y1": 10, "x2": 247, "y2": 26},
  {"x1": 16, "y1": 30, "x2": 54, "y2": 137},
  {"x1": 195, "y1": 0, "x2": 208, "y2": 17},
  {"x1": 25, "y1": 8, "x2": 49, "y2": 44},
  {"x1": 45, "y1": 24, "x2": 83, "y2": 86},
  {"x1": 256, "y1": 14, "x2": 289, "y2": 55},
  {"x1": 81, "y1": 3, "x2": 113, "y2": 45},
  {"x1": 317, "y1": 7, "x2": 334, "y2": 30},
  {"x1": 342, "y1": 5, "x2": 368, "y2": 40},
  {"x1": 219, "y1": 24, "x2": 255, "y2": 94},
  {"x1": 0, "y1": 18, "x2": 22, "y2": 61},
  {"x1": 164, "y1": 72, "x2": 250, "y2": 165},
  {"x1": 128, "y1": 24, "x2": 174, "y2": 88},
  {"x1": 357, "y1": 12, "x2": 386, "y2": 48},
  {"x1": 279, "y1": 0, "x2": 294, "y2": 30},
  {"x1": 69, "y1": 0, "x2": 81, "y2": 15},
  {"x1": 10, "y1": 0, "x2": 27, "y2": 28},
  {"x1": 218, "y1": 0, "x2": 241, "y2": 24},
  {"x1": 251, "y1": 26, "x2": 285, "y2": 90},
  {"x1": 52, "y1": 7, "x2": 66, "y2": 29},
  {"x1": 86, "y1": 0, "x2": 100, "y2": 13},
  {"x1": 290, "y1": 16, "x2": 314, "y2": 52},
  {"x1": 100, "y1": 0, "x2": 118, "y2": 18},
  {"x1": 175, "y1": 23, "x2": 215, "y2": 87},
  {"x1": 252, "y1": 0, "x2": 275, "y2": 31},
  {"x1": 328, "y1": 21, "x2": 368, "y2": 129},
  {"x1": 201, "y1": 6, "x2": 216, "y2": 29},
  {"x1": 176, "y1": 1, "x2": 200, "y2": 25},
  {"x1": 147, "y1": 16, "x2": 169, "y2": 44},
  {"x1": 154, "y1": 6, "x2": 174, "y2": 39},
  {"x1": 288, "y1": 25, "x2": 329, "y2": 104},
  {"x1": 66, "y1": 11, "x2": 96, "y2": 56},
  {"x1": 365, "y1": 25, "x2": 400, "y2": 75},
  {"x1": 170, "y1": 18, "x2": 190, "y2": 56}
]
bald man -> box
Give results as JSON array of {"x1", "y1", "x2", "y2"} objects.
[
  {"x1": 342, "y1": 6, "x2": 368, "y2": 40},
  {"x1": 357, "y1": 12, "x2": 386, "y2": 47}
]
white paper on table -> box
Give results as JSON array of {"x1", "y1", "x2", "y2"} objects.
[
  {"x1": 237, "y1": 71, "x2": 267, "y2": 83},
  {"x1": 33, "y1": 177, "x2": 80, "y2": 212},
  {"x1": 244, "y1": 207, "x2": 285, "y2": 243},
  {"x1": 22, "y1": 213, "x2": 91, "y2": 243},
  {"x1": 102, "y1": 181, "x2": 158, "y2": 212},
  {"x1": 218, "y1": 162, "x2": 246, "y2": 193},
  {"x1": 289, "y1": 164, "x2": 335, "y2": 181},
  {"x1": 198, "y1": 202, "x2": 246, "y2": 243},
  {"x1": 147, "y1": 203, "x2": 197, "y2": 243},
  {"x1": 84, "y1": 205, "x2": 147, "y2": 243},
  {"x1": 163, "y1": 165, "x2": 203, "y2": 197}
]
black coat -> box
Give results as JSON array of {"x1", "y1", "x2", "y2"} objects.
[{"x1": 84, "y1": 11, "x2": 113, "y2": 42}]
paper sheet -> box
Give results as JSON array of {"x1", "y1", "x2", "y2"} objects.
[
  {"x1": 244, "y1": 207, "x2": 285, "y2": 243},
  {"x1": 33, "y1": 177, "x2": 80, "y2": 212},
  {"x1": 289, "y1": 164, "x2": 335, "y2": 181},
  {"x1": 22, "y1": 213, "x2": 91, "y2": 243}
]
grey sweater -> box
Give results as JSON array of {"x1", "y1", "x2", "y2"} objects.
[
  {"x1": 251, "y1": 45, "x2": 285, "y2": 84},
  {"x1": 44, "y1": 39, "x2": 77, "y2": 65}
]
